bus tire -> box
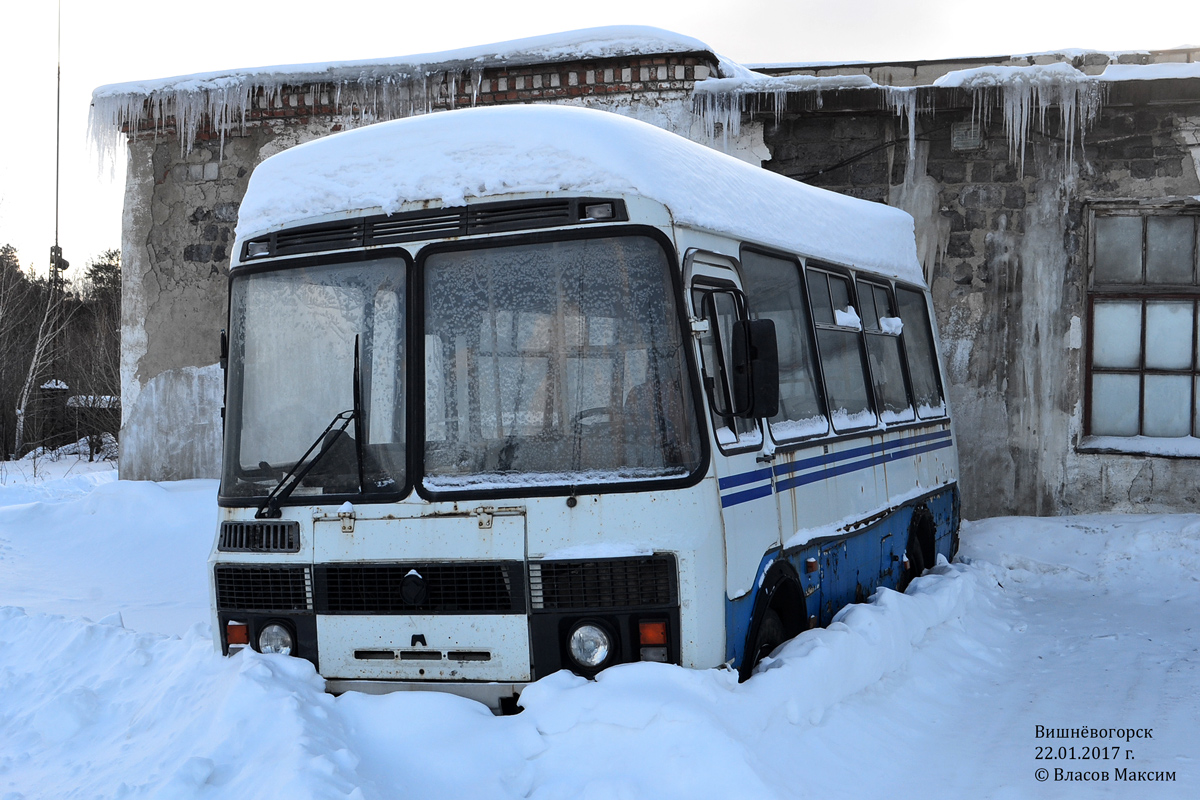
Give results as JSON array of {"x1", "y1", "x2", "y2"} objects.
[
  {"x1": 900, "y1": 506, "x2": 935, "y2": 591},
  {"x1": 741, "y1": 607, "x2": 784, "y2": 681}
]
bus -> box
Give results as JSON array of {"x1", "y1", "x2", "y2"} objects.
[{"x1": 211, "y1": 104, "x2": 959, "y2": 712}]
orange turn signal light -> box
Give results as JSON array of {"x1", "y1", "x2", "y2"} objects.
[
  {"x1": 638, "y1": 620, "x2": 667, "y2": 646},
  {"x1": 227, "y1": 621, "x2": 249, "y2": 646}
]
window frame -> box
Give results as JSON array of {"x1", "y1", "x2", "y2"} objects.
[
  {"x1": 1084, "y1": 206, "x2": 1200, "y2": 443},
  {"x1": 412, "y1": 224, "x2": 711, "y2": 502},
  {"x1": 737, "y1": 245, "x2": 831, "y2": 446}
]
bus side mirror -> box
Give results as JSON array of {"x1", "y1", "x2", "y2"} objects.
[{"x1": 731, "y1": 318, "x2": 779, "y2": 419}]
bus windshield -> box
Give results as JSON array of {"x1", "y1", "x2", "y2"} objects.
[
  {"x1": 221, "y1": 257, "x2": 406, "y2": 500},
  {"x1": 422, "y1": 234, "x2": 703, "y2": 491}
]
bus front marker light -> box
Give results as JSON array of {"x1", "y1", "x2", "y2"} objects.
[
  {"x1": 583, "y1": 202, "x2": 614, "y2": 220},
  {"x1": 226, "y1": 620, "x2": 249, "y2": 649},
  {"x1": 568, "y1": 623, "x2": 611, "y2": 668},
  {"x1": 258, "y1": 623, "x2": 293, "y2": 655},
  {"x1": 638, "y1": 620, "x2": 668, "y2": 662},
  {"x1": 805, "y1": 557, "x2": 819, "y2": 573}
]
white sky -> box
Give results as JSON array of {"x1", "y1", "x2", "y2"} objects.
[{"x1": 1, "y1": 0, "x2": 1196, "y2": 277}]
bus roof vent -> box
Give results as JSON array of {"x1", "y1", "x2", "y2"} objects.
[
  {"x1": 369, "y1": 208, "x2": 467, "y2": 244},
  {"x1": 274, "y1": 219, "x2": 366, "y2": 256},
  {"x1": 218, "y1": 520, "x2": 301, "y2": 552},
  {"x1": 466, "y1": 199, "x2": 574, "y2": 234}
]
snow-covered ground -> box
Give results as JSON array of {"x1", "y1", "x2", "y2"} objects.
[{"x1": 1, "y1": 464, "x2": 1196, "y2": 798}]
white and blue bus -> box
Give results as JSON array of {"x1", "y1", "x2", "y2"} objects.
[{"x1": 211, "y1": 105, "x2": 959, "y2": 711}]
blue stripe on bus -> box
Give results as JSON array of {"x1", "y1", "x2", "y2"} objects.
[
  {"x1": 717, "y1": 431, "x2": 955, "y2": 506},
  {"x1": 774, "y1": 438, "x2": 954, "y2": 493},
  {"x1": 718, "y1": 467, "x2": 774, "y2": 491},
  {"x1": 720, "y1": 483, "x2": 775, "y2": 508}
]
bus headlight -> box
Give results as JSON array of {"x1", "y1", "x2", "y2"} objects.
[
  {"x1": 567, "y1": 623, "x2": 611, "y2": 668},
  {"x1": 258, "y1": 623, "x2": 293, "y2": 655}
]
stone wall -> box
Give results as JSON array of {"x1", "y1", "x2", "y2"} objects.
[{"x1": 763, "y1": 87, "x2": 1200, "y2": 518}]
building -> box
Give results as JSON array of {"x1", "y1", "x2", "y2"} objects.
[{"x1": 92, "y1": 27, "x2": 1200, "y2": 517}]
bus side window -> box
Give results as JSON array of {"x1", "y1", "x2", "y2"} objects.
[
  {"x1": 895, "y1": 287, "x2": 947, "y2": 418},
  {"x1": 692, "y1": 288, "x2": 763, "y2": 450},
  {"x1": 857, "y1": 279, "x2": 915, "y2": 424},
  {"x1": 806, "y1": 268, "x2": 876, "y2": 432},
  {"x1": 740, "y1": 250, "x2": 828, "y2": 440}
]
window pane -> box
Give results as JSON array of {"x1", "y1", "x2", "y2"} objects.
[
  {"x1": 741, "y1": 251, "x2": 827, "y2": 440},
  {"x1": 693, "y1": 289, "x2": 761, "y2": 448},
  {"x1": 223, "y1": 259, "x2": 407, "y2": 499},
  {"x1": 1145, "y1": 301, "x2": 1194, "y2": 370},
  {"x1": 423, "y1": 236, "x2": 702, "y2": 486},
  {"x1": 817, "y1": 329, "x2": 874, "y2": 430},
  {"x1": 1146, "y1": 217, "x2": 1195, "y2": 284},
  {"x1": 1094, "y1": 216, "x2": 1142, "y2": 284},
  {"x1": 867, "y1": 334, "x2": 914, "y2": 423},
  {"x1": 1092, "y1": 301, "x2": 1142, "y2": 369},
  {"x1": 895, "y1": 288, "x2": 944, "y2": 416},
  {"x1": 1090, "y1": 373, "x2": 1140, "y2": 436},
  {"x1": 1195, "y1": 377, "x2": 1200, "y2": 438},
  {"x1": 856, "y1": 281, "x2": 879, "y2": 330},
  {"x1": 829, "y1": 274, "x2": 853, "y2": 318},
  {"x1": 1143, "y1": 375, "x2": 1191, "y2": 437},
  {"x1": 806, "y1": 271, "x2": 833, "y2": 325}
]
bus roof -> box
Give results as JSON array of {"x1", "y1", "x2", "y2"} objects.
[{"x1": 236, "y1": 105, "x2": 924, "y2": 286}]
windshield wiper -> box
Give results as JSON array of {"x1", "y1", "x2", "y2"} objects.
[{"x1": 256, "y1": 336, "x2": 365, "y2": 519}]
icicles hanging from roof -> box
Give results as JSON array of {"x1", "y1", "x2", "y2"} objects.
[
  {"x1": 932, "y1": 62, "x2": 1105, "y2": 171},
  {"x1": 88, "y1": 66, "x2": 484, "y2": 170},
  {"x1": 693, "y1": 74, "x2": 876, "y2": 151}
]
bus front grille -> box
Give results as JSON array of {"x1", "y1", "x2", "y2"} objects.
[
  {"x1": 218, "y1": 520, "x2": 300, "y2": 552},
  {"x1": 214, "y1": 565, "x2": 312, "y2": 612},
  {"x1": 529, "y1": 556, "x2": 677, "y2": 610},
  {"x1": 315, "y1": 562, "x2": 526, "y2": 614}
]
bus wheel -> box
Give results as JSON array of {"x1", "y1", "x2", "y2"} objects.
[
  {"x1": 740, "y1": 607, "x2": 784, "y2": 681},
  {"x1": 899, "y1": 530, "x2": 929, "y2": 592}
]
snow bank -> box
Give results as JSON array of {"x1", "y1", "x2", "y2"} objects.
[
  {"x1": 7, "y1": 469, "x2": 1200, "y2": 797},
  {"x1": 0, "y1": 561, "x2": 978, "y2": 799},
  {"x1": 0, "y1": 477, "x2": 216, "y2": 634},
  {"x1": 237, "y1": 105, "x2": 924, "y2": 285},
  {"x1": 961, "y1": 513, "x2": 1200, "y2": 594}
]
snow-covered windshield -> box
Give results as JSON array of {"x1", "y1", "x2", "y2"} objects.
[
  {"x1": 422, "y1": 234, "x2": 703, "y2": 491},
  {"x1": 221, "y1": 257, "x2": 406, "y2": 500}
]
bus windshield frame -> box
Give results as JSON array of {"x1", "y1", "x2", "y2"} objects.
[{"x1": 218, "y1": 226, "x2": 709, "y2": 507}]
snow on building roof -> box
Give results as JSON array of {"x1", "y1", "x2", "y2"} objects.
[
  {"x1": 92, "y1": 26, "x2": 718, "y2": 101},
  {"x1": 236, "y1": 104, "x2": 924, "y2": 286},
  {"x1": 89, "y1": 26, "x2": 740, "y2": 167}
]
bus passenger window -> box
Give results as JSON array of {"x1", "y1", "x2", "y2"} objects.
[
  {"x1": 807, "y1": 269, "x2": 875, "y2": 431},
  {"x1": 895, "y1": 287, "x2": 946, "y2": 418},
  {"x1": 740, "y1": 250, "x2": 827, "y2": 441},
  {"x1": 692, "y1": 288, "x2": 762, "y2": 449},
  {"x1": 858, "y1": 280, "x2": 915, "y2": 424}
]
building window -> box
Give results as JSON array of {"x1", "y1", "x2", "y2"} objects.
[{"x1": 1087, "y1": 210, "x2": 1200, "y2": 444}]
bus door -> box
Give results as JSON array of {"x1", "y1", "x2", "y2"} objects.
[{"x1": 685, "y1": 251, "x2": 782, "y2": 601}]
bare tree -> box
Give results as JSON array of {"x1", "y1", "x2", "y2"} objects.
[{"x1": 11, "y1": 281, "x2": 69, "y2": 456}]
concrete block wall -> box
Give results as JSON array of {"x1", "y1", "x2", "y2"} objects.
[{"x1": 764, "y1": 97, "x2": 1200, "y2": 518}]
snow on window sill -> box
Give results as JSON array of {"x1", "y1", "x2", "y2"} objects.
[{"x1": 1078, "y1": 435, "x2": 1200, "y2": 458}]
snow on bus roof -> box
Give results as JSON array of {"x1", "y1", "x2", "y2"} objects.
[{"x1": 237, "y1": 105, "x2": 923, "y2": 285}]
